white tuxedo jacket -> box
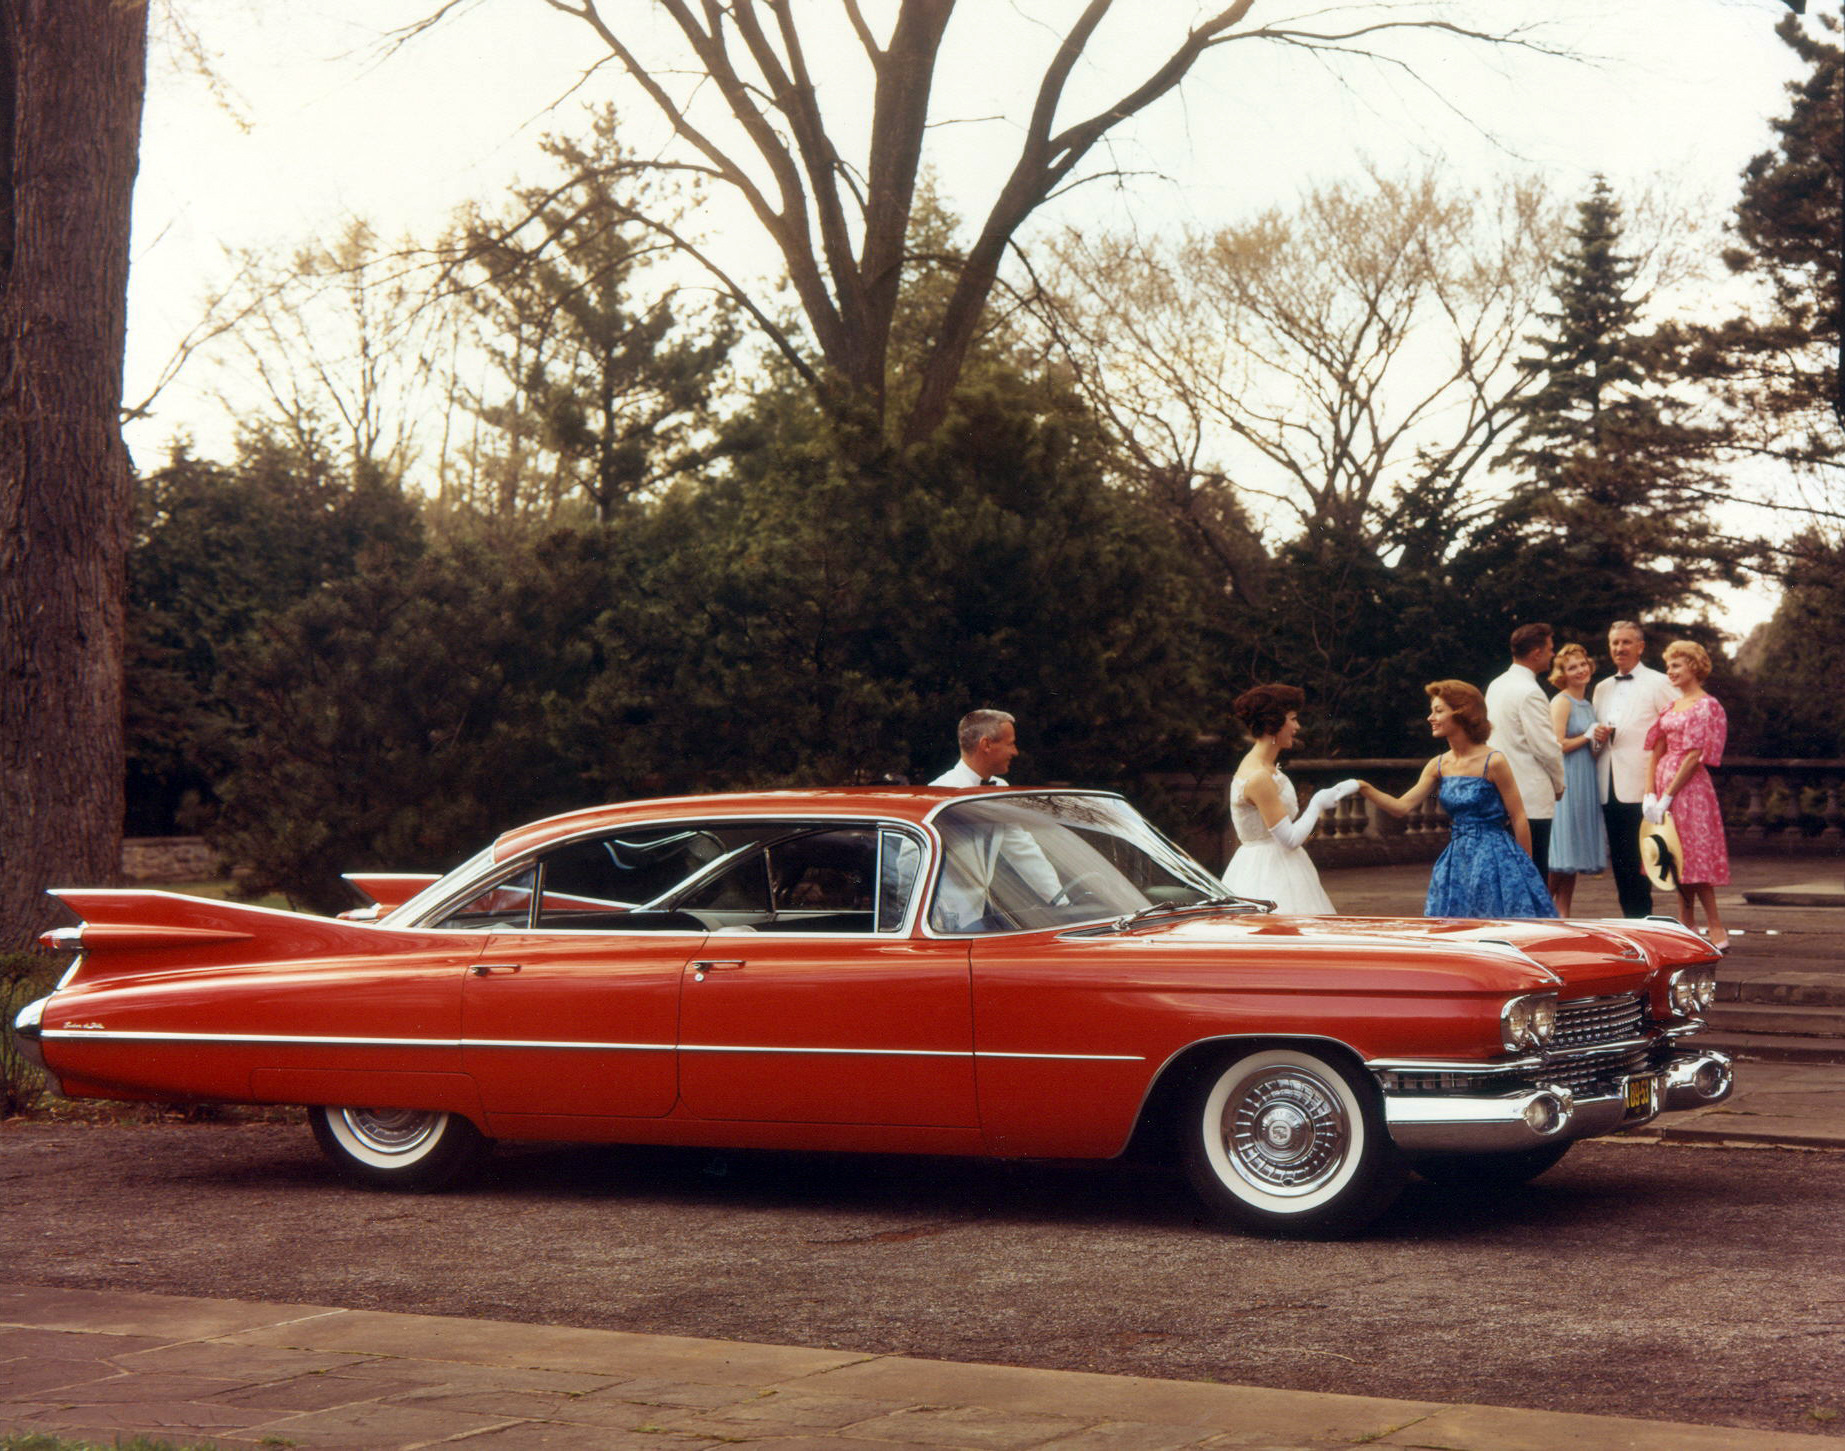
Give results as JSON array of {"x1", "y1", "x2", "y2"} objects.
[{"x1": 1591, "y1": 663, "x2": 1677, "y2": 804}]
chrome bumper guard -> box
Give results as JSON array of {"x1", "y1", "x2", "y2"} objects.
[
  {"x1": 10, "y1": 993, "x2": 64, "y2": 1096},
  {"x1": 1380, "y1": 1049, "x2": 1733, "y2": 1154}
]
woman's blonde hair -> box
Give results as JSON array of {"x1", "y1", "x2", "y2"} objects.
[
  {"x1": 1425, "y1": 680, "x2": 1491, "y2": 743},
  {"x1": 1663, "y1": 639, "x2": 1712, "y2": 681},
  {"x1": 1548, "y1": 642, "x2": 1594, "y2": 688}
]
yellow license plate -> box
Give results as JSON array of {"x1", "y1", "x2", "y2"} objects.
[{"x1": 1625, "y1": 1075, "x2": 1657, "y2": 1117}]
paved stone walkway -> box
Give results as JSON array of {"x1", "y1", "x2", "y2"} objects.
[{"x1": 2, "y1": 1284, "x2": 1829, "y2": 1451}]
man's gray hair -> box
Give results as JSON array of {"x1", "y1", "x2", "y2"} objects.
[
  {"x1": 957, "y1": 708, "x2": 1015, "y2": 755},
  {"x1": 1608, "y1": 619, "x2": 1645, "y2": 640}
]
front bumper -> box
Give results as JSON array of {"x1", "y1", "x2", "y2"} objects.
[{"x1": 1380, "y1": 1049, "x2": 1733, "y2": 1154}]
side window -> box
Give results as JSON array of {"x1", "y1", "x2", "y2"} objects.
[
  {"x1": 768, "y1": 829, "x2": 876, "y2": 913},
  {"x1": 536, "y1": 828, "x2": 728, "y2": 926},
  {"x1": 432, "y1": 866, "x2": 536, "y2": 930},
  {"x1": 679, "y1": 852, "x2": 773, "y2": 913},
  {"x1": 877, "y1": 830, "x2": 922, "y2": 931}
]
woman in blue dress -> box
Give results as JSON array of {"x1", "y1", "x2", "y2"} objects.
[
  {"x1": 1544, "y1": 642, "x2": 1608, "y2": 915},
  {"x1": 1356, "y1": 680, "x2": 1558, "y2": 918}
]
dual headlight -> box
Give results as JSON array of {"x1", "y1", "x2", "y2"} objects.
[
  {"x1": 1669, "y1": 964, "x2": 1718, "y2": 1017},
  {"x1": 1501, "y1": 992, "x2": 1559, "y2": 1052}
]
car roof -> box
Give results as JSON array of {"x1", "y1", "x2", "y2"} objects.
[{"x1": 490, "y1": 785, "x2": 1086, "y2": 861}]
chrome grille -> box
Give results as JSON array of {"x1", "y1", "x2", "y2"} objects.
[
  {"x1": 1542, "y1": 992, "x2": 1650, "y2": 1094},
  {"x1": 1554, "y1": 993, "x2": 1645, "y2": 1050},
  {"x1": 1540, "y1": 1043, "x2": 1652, "y2": 1094}
]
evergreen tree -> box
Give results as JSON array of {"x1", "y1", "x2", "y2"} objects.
[
  {"x1": 1502, "y1": 177, "x2": 1744, "y2": 618},
  {"x1": 126, "y1": 434, "x2": 425, "y2": 835},
  {"x1": 448, "y1": 108, "x2": 737, "y2": 523},
  {"x1": 1669, "y1": 13, "x2": 1842, "y2": 472}
]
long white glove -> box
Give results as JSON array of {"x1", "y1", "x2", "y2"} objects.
[
  {"x1": 1269, "y1": 781, "x2": 1357, "y2": 851},
  {"x1": 1641, "y1": 792, "x2": 1674, "y2": 825}
]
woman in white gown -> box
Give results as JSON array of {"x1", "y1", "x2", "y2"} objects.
[{"x1": 1221, "y1": 684, "x2": 1359, "y2": 914}]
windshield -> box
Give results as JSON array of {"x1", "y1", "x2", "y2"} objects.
[{"x1": 929, "y1": 793, "x2": 1225, "y2": 934}]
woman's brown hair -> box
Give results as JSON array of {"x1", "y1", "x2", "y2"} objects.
[
  {"x1": 1425, "y1": 679, "x2": 1491, "y2": 743},
  {"x1": 1232, "y1": 683, "x2": 1305, "y2": 739}
]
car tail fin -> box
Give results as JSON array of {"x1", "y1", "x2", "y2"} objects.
[{"x1": 41, "y1": 888, "x2": 377, "y2": 982}]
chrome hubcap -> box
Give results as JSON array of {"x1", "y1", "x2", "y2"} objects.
[
  {"x1": 1224, "y1": 1069, "x2": 1349, "y2": 1193},
  {"x1": 339, "y1": 1108, "x2": 442, "y2": 1157}
]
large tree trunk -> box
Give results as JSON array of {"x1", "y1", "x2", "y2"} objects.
[{"x1": 0, "y1": 0, "x2": 148, "y2": 951}]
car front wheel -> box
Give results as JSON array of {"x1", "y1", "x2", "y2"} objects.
[
  {"x1": 1181, "y1": 1046, "x2": 1404, "y2": 1237},
  {"x1": 309, "y1": 1106, "x2": 489, "y2": 1191}
]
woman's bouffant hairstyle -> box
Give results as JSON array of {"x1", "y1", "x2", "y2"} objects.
[
  {"x1": 1232, "y1": 683, "x2": 1305, "y2": 739},
  {"x1": 1663, "y1": 639, "x2": 1713, "y2": 681},
  {"x1": 1425, "y1": 680, "x2": 1492, "y2": 743},
  {"x1": 1548, "y1": 642, "x2": 1594, "y2": 688}
]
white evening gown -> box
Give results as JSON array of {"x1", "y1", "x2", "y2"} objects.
[{"x1": 1221, "y1": 769, "x2": 1336, "y2": 914}]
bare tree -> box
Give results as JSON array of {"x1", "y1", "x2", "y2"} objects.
[
  {"x1": 0, "y1": 0, "x2": 149, "y2": 951},
  {"x1": 1033, "y1": 170, "x2": 1568, "y2": 589},
  {"x1": 216, "y1": 220, "x2": 444, "y2": 482},
  {"x1": 427, "y1": 2, "x2": 1559, "y2": 449}
]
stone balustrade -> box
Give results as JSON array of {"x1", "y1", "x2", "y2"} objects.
[{"x1": 1145, "y1": 758, "x2": 1845, "y2": 875}]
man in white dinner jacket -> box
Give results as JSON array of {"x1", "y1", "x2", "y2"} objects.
[
  {"x1": 1484, "y1": 622, "x2": 1567, "y2": 877},
  {"x1": 1591, "y1": 620, "x2": 1679, "y2": 917},
  {"x1": 929, "y1": 708, "x2": 1059, "y2": 927},
  {"x1": 931, "y1": 708, "x2": 1019, "y2": 787}
]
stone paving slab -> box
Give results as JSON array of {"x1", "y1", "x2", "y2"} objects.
[{"x1": 1, "y1": 1283, "x2": 1830, "y2": 1450}]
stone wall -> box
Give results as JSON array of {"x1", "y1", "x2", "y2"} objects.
[{"x1": 121, "y1": 836, "x2": 221, "y2": 882}]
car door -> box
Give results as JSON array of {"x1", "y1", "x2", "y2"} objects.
[
  {"x1": 460, "y1": 827, "x2": 721, "y2": 1120},
  {"x1": 674, "y1": 826, "x2": 977, "y2": 1127}
]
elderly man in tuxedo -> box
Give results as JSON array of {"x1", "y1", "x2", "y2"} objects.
[
  {"x1": 1592, "y1": 620, "x2": 1679, "y2": 917},
  {"x1": 1484, "y1": 622, "x2": 1567, "y2": 876}
]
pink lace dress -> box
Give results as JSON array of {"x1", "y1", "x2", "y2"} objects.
[{"x1": 1644, "y1": 695, "x2": 1730, "y2": 886}]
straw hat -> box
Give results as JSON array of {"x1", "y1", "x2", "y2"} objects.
[{"x1": 1639, "y1": 814, "x2": 1684, "y2": 892}]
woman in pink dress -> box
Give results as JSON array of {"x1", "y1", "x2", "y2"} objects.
[{"x1": 1643, "y1": 640, "x2": 1730, "y2": 950}]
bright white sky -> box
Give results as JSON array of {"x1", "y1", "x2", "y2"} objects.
[{"x1": 125, "y1": 0, "x2": 1816, "y2": 629}]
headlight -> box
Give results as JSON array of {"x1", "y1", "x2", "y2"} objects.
[
  {"x1": 1501, "y1": 992, "x2": 1559, "y2": 1052},
  {"x1": 1669, "y1": 965, "x2": 1717, "y2": 1017}
]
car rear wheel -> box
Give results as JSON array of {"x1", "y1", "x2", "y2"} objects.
[
  {"x1": 309, "y1": 1106, "x2": 489, "y2": 1191},
  {"x1": 1414, "y1": 1141, "x2": 1572, "y2": 1189},
  {"x1": 1180, "y1": 1046, "x2": 1404, "y2": 1237}
]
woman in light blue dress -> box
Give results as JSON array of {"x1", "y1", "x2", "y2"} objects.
[
  {"x1": 1356, "y1": 680, "x2": 1557, "y2": 919},
  {"x1": 1545, "y1": 643, "x2": 1608, "y2": 915}
]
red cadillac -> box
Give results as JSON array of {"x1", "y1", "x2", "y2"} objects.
[{"x1": 14, "y1": 787, "x2": 1731, "y2": 1236}]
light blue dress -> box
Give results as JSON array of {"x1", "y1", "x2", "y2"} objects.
[
  {"x1": 1425, "y1": 754, "x2": 1559, "y2": 919},
  {"x1": 1548, "y1": 695, "x2": 1608, "y2": 875}
]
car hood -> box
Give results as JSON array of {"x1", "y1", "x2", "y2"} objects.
[{"x1": 1084, "y1": 911, "x2": 1713, "y2": 998}]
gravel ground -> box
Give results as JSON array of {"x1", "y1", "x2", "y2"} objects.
[{"x1": 2, "y1": 1119, "x2": 1842, "y2": 1439}]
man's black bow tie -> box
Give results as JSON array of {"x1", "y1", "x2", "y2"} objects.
[
  {"x1": 981, "y1": 777, "x2": 997, "y2": 785},
  {"x1": 1615, "y1": 673, "x2": 1634, "y2": 681}
]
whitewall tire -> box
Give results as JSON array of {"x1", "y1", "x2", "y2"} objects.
[{"x1": 1181, "y1": 1046, "x2": 1404, "y2": 1237}]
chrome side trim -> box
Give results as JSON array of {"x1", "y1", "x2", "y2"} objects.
[
  {"x1": 36, "y1": 1026, "x2": 1140, "y2": 1063},
  {"x1": 462, "y1": 1039, "x2": 672, "y2": 1053},
  {"x1": 43, "y1": 1029, "x2": 460, "y2": 1048},
  {"x1": 1365, "y1": 1055, "x2": 1542, "y2": 1075}
]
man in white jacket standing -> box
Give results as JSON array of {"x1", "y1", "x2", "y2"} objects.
[
  {"x1": 1484, "y1": 623, "x2": 1567, "y2": 878},
  {"x1": 1591, "y1": 620, "x2": 1679, "y2": 917}
]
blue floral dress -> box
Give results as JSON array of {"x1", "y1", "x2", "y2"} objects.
[{"x1": 1425, "y1": 753, "x2": 1559, "y2": 918}]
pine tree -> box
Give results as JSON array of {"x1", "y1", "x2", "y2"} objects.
[{"x1": 1502, "y1": 177, "x2": 1744, "y2": 620}]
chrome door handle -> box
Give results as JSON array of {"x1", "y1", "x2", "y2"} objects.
[
  {"x1": 691, "y1": 959, "x2": 745, "y2": 981},
  {"x1": 471, "y1": 962, "x2": 522, "y2": 976}
]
